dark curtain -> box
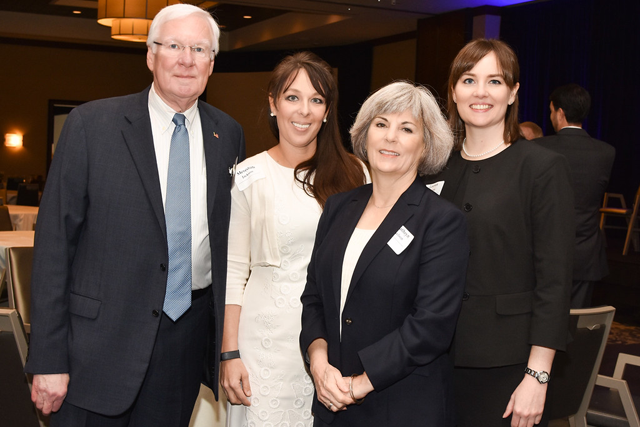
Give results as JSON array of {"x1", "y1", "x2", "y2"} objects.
[{"x1": 500, "y1": 0, "x2": 640, "y2": 199}]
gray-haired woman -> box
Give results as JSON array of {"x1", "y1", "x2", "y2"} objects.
[{"x1": 300, "y1": 81, "x2": 470, "y2": 427}]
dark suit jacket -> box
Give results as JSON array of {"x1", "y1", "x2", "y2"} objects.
[
  {"x1": 536, "y1": 128, "x2": 615, "y2": 281},
  {"x1": 300, "y1": 177, "x2": 469, "y2": 426},
  {"x1": 24, "y1": 87, "x2": 245, "y2": 415}
]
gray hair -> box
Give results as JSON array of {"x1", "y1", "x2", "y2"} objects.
[
  {"x1": 350, "y1": 81, "x2": 453, "y2": 176},
  {"x1": 147, "y1": 4, "x2": 220, "y2": 59}
]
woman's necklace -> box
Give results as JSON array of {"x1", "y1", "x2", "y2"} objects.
[
  {"x1": 370, "y1": 197, "x2": 395, "y2": 209},
  {"x1": 372, "y1": 202, "x2": 394, "y2": 209},
  {"x1": 462, "y1": 138, "x2": 505, "y2": 158}
]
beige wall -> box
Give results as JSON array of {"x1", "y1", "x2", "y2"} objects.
[
  {"x1": 207, "y1": 71, "x2": 273, "y2": 158},
  {"x1": 0, "y1": 43, "x2": 276, "y2": 179},
  {"x1": 0, "y1": 43, "x2": 152, "y2": 179},
  {"x1": 370, "y1": 38, "x2": 416, "y2": 92},
  {"x1": 0, "y1": 38, "x2": 417, "y2": 180}
]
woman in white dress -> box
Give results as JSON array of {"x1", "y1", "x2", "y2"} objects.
[{"x1": 221, "y1": 52, "x2": 368, "y2": 427}]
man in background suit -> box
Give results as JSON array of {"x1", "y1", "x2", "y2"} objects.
[
  {"x1": 537, "y1": 83, "x2": 615, "y2": 308},
  {"x1": 24, "y1": 4, "x2": 245, "y2": 426}
]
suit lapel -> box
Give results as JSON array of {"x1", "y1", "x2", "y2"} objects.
[
  {"x1": 330, "y1": 190, "x2": 370, "y2": 312},
  {"x1": 122, "y1": 88, "x2": 166, "y2": 236},
  {"x1": 344, "y1": 178, "x2": 424, "y2": 307},
  {"x1": 200, "y1": 102, "x2": 221, "y2": 219}
]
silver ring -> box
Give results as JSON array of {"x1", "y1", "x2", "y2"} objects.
[{"x1": 328, "y1": 402, "x2": 334, "y2": 408}]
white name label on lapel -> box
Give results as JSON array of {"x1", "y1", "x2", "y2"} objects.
[
  {"x1": 426, "y1": 180, "x2": 445, "y2": 195},
  {"x1": 387, "y1": 226, "x2": 414, "y2": 255},
  {"x1": 235, "y1": 164, "x2": 265, "y2": 191}
]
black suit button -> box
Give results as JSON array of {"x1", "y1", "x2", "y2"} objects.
[
  {"x1": 160, "y1": 263, "x2": 167, "y2": 271},
  {"x1": 463, "y1": 203, "x2": 473, "y2": 212},
  {"x1": 473, "y1": 165, "x2": 481, "y2": 173},
  {"x1": 345, "y1": 318, "x2": 353, "y2": 325},
  {"x1": 152, "y1": 309, "x2": 160, "y2": 317},
  {"x1": 462, "y1": 292, "x2": 470, "y2": 301}
]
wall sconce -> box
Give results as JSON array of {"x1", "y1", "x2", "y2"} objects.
[{"x1": 5, "y1": 133, "x2": 23, "y2": 148}]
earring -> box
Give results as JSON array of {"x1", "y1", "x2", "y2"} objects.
[
  {"x1": 323, "y1": 118, "x2": 327, "y2": 123},
  {"x1": 270, "y1": 112, "x2": 275, "y2": 117}
]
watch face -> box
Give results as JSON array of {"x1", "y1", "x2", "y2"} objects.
[{"x1": 538, "y1": 371, "x2": 550, "y2": 384}]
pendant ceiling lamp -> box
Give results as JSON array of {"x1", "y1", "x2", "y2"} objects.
[{"x1": 97, "y1": 0, "x2": 181, "y2": 42}]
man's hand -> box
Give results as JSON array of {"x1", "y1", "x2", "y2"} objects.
[{"x1": 32, "y1": 373, "x2": 69, "y2": 415}]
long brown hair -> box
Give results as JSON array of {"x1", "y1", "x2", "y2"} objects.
[
  {"x1": 267, "y1": 52, "x2": 366, "y2": 207},
  {"x1": 447, "y1": 39, "x2": 522, "y2": 149}
]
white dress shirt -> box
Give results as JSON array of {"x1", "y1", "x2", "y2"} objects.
[{"x1": 148, "y1": 84, "x2": 211, "y2": 290}]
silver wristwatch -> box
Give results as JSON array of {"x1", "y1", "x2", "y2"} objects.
[{"x1": 524, "y1": 367, "x2": 550, "y2": 384}]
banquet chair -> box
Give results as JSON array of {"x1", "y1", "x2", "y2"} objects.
[
  {"x1": 6, "y1": 246, "x2": 34, "y2": 333},
  {"x1": 16, "y1": 183, "x2": 40, "y2": 207},
  {"x1": 600, "y1": 186, "x2": 640, "y2": 255},
  {"x1": 0, "y1": 308, "x2": 45, "y2": 427},
  {"x1": 546, "y1": 306, "x2": 616, "y2": 427},
  {"x1": 0, "y1": 205, "x2": 13, "y2": 230},
  {"x1": 6, "y1": 177, "x2": 25, "y2": 191},
  {"x1": 587, "y1": 353, "x2": 640, "y2": 427}
]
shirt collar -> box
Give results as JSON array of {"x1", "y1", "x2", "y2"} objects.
[{"x1": 149, "y1": 83, "x2": 199, "y2": 133}]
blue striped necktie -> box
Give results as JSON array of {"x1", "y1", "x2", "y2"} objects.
[{"x1": 163, "y1": 113, "x2": 192, "y2": 321}]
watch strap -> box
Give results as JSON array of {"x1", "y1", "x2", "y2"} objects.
[
  {"x1": 524, "y1": 367, "x2": 550, "y2": 384},
  {"x1": 221, "y1": 350, "x2": 241, "y2": 361}
]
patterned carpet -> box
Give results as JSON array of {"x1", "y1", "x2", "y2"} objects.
[{"x1": 608, "y1": 321, "x2": 640, "y2": 345}]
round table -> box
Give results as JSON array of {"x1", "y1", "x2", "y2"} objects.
[
  {"x1": 0, "y1": 230, "x2": 35, "y2": 270},
  {"x1": 7, "y1": 205, "x2": 39, "y2": 231}
]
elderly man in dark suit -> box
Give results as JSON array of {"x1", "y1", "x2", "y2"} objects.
[
  {"x1": 24, "y1": 4, "x2": 245, "y2": 426},
  {"x1": 537, "y1": 83, "x2": 615, "y2": 308}
]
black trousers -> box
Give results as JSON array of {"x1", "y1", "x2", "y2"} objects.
[
  {"x1": 51, "y1": 287, "x2": 211, "y2": 427},
  {"x1": 454, "y1": 363, "x2": 550, "y2": 427}
]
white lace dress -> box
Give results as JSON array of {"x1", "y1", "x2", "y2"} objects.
[{"x1": 226, "y1": 152, "x2": 320, "y2": 427}]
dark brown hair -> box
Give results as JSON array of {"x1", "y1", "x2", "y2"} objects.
[
  {"x1": 267, "y1": 51, "x2": 366, "y2": 207},
  {"x1": 447, "y1": 39, "x2": 522, "y2": 149}
]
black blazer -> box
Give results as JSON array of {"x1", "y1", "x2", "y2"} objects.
[
  {"x1": 300, "y1": 177, "x2": 469, "y2": 426},
  {"x1": 536, "y1": 128, "x2": 615, "y2": 281},
  {"x1": 25, "y1": 87, "x2": 245, "y2": 415},
  {"x1": 424, "y1": 141, "x2": 574, "y2": 367}
]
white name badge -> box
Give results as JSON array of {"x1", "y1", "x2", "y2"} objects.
[
  {"x1": 387, "y1": 225, "x2": 414, "y2": 255},
  {"x1": 426, "y1": 180, "x2": 445, "y2": 195},
  {"x1": 235, "y1": 164, "x2": 265, "y2": 191}
]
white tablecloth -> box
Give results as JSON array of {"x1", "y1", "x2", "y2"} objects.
[
  {"x1": 6, "y1": 190, "x2": 17, "y2": 205},
  {"x1": 7, "y1": 205, "x2": 39, "y2": 231},
  {"x1": 0, "y1": 230, "x2": 35, "y2": 270}
]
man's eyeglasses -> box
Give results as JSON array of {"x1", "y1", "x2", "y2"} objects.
[{"x1": 153, "y1": 41, "x2": 215, "y2": 61}]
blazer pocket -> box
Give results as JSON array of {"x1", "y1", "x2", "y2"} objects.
[
  {"x1": 69, "y1": 292, "x2": 102, "y2": 319},
  {"x1": 495, "y1": 291, "x2": 533, "y2": 315}
]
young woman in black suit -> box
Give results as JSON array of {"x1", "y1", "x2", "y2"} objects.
[
  {"x1": 425, "y1": 39, "x2": 575, "y2": 427},
  {"x1": 300, "y1": 81, "x2": 470, "y2": 426}
]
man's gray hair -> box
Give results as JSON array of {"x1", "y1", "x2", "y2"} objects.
[{"x1": 147, "y1": 4, "x2": 220, "y2": 59}]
